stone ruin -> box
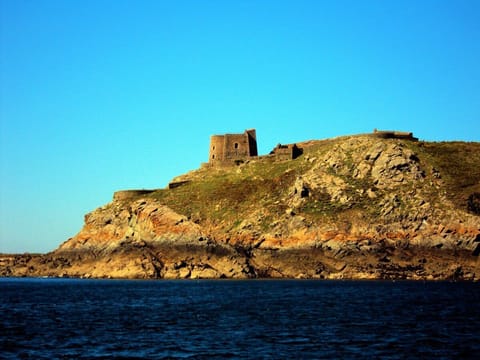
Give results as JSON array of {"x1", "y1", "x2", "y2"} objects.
[
  {"x1": 372, "y1": 129, "x2": 418, "y2": 141},
  {"x1": 207, "y1": 128, "x2": 302, "y2": 166},
  {"x1": 269, "y1": 143, "x2": 303, "y2": 161},
  {"x1": 207, "y1": 128, "x2": 417, "y2": 167},
  {"x1": 113, "y1": 190, "x2": 155, "y2": 201},
  {"x1": 209, "y1": 129, "x2": 258, "y2": 164},
  {"x1": 117, "y1": 128, "x2": 420, "y2": 191}
]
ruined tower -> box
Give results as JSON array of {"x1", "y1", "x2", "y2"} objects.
[{"x1": 209, "y1": 129, "x2": 258, "y2": 164}]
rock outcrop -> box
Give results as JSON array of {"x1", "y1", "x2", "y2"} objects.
[{"x1": 2, "y1": 136, "x2": 479, "y2": 280}]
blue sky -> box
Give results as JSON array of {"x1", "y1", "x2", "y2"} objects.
[{"x1": 1, "y1": 0, "x2": 479, "y2": 253}]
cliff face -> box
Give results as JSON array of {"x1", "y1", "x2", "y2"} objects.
[{"x1": 2, "y1": 136, "x2": 479, "y2": 280}]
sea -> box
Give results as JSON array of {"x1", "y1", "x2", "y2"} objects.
[{"x1": 1, "y1": 279, "x2": 479, "y2": 359}]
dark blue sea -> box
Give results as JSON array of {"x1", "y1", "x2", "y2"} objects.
[{"x1": 1, "y1": 279, "x2": 479, "y2": 359}]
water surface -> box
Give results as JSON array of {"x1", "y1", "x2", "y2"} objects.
[{"x1": 1, "y1": 278, "x2": 479, "y2": 359}]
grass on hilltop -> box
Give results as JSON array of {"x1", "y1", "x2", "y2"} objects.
[
  {"x1": 408, "y1": 141, "x2": 480, "y2": 211},
  {"x1": 147, "y1": 139, "x2": 480, "y2": 228}
]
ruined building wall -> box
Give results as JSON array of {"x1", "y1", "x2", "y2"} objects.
[
  {"x1": 372, "y1": 129, "x2": 418, "y2": 141},
  {"x1": 270, "y1": 143, "x2": 303, "y2": 161},
  {"x1": 209, "y1": 129, "x2": 258, "y2": 164},
  {"x1": 113, "y1": 190, "x2": 155, "y2": 201},
  {"x1": 224, "y1": 134, "x2": 250, "y2": 160},
  {"x1": 246, "y1": 129, "x2": 258, "y2": 157},
  {"x1": 209, "y1": 135, "x2": 225, "y2": 162}
]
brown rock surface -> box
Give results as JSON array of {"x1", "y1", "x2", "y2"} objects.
[{"x1": 2, "y1": 136, "x2": 479, "y2": 280}]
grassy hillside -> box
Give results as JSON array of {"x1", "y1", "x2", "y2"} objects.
[
  {"x1": 147, "y1": 137, "x2": 480, "y2": 233},
  {"x1": 4, "y1": 137, "x2": 479, "y2": 281},
  {"x1": 414, "y1": 141, "x2": 480, "y2": 209},
  {"x1": 150, "y1": 156, "x2": 307, "y2": 230}
]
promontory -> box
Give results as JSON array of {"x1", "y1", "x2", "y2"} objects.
[{"x1": 1, "y1": 130, "x2": 479, "y2": 280}]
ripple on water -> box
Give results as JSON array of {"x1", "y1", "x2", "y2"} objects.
[{"x1": 1, "y1": 279, "x2": 479, "y2": 359}]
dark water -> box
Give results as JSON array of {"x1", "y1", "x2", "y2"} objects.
[{"x1": 1, "y1": 279, "x2": 479, "y2": 359}]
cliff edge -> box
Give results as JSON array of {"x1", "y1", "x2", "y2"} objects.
[{"x1": 2, "y1": 135, "x2": 479, "y2": 280}]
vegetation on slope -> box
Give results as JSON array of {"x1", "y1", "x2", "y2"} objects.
[
  {"x1": 3, "y1": 136, "x2": 479, "y2": 280},
  {"x1": 412, "y1": 141, "x2": 480, "y2": 211},
  {"x1": 147, "y1": 136, "x2": 479, "y2": 239},
  {"x1": 149, "y1": 156, "x2": 309, "y2": 231}
]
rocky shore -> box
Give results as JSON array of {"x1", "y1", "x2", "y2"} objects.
[{"x1": 2, "y1": 136, "x2": 479, "y2": 280}]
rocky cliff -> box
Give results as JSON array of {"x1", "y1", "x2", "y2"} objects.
[{"x1": 2, "y1": 135, "x2": 479, "y2": 280}]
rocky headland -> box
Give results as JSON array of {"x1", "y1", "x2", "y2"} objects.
[{"x1": 2, "y1": 135, "x2": 479, "y2": 280}]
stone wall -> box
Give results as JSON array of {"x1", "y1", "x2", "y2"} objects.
[
  {"x1": 270, "y1": 143, "x2": 303, "y2": 161},
  {"x1": 224, "y1": 133, "x2": 251, "y2": 159},
  {"x1": 209, "y1": 135, "x2": 226, "y2": 162},
  {"x1": 372, "y1": 129, "x2": 418, "y2": 141},
  {"x1": 209, "y1": 129, "x2": 258, "y2": 164},
  {"x1": 113, "y1": 190, "x2": 155, "y2": 201}
]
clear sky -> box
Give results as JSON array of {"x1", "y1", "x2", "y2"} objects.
[{"x1": 1, "y1": 0, "x2": 479, "y2": 253}]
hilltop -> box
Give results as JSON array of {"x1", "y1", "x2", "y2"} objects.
[{"x1": 1, "y1": 135, "x2": 479, "y2": 280}]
